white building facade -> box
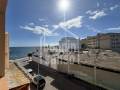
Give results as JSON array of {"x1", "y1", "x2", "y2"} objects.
[{"x1": 59, "y1": 37, "x2": 80, "y2": 52}]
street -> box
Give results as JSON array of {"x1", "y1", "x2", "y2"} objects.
[{"x1": 22, "y1": 60, "x2": 104, "y2": 90}]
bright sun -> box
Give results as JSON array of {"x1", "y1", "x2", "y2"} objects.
[{"x1": 58, "y1": 0, "x2": 70, "y2": 11}]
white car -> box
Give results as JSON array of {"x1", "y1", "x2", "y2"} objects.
[
  {"x1": 32, "y1": 74, "x2": 46, "y2": 89},
  {"x1": 27, "y1": 69, "x2": 33, "y2": 73}
]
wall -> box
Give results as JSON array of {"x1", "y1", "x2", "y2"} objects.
[
  {"x1": 0, "y1": 0, "x2": 7, "y2": 77},
  {"x1": 0, "y1": 33, "x2": 5, "y2": 77},
  {"x1": 5, "y1": 32, "x2": 9, "y2": 68}
]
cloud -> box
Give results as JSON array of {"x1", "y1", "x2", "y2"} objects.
[
  {"x1": 43, "y1": 25, "x2": 49, "y2": 28},
  {"x1": 86, "y1": 10, "x2": 107, "y2": 20},
  {"x1": 80, "y1": 36, "x2": 87, "y2": 40},
  {"x1": 53, "y1": 25, "x2": 59, "y2": 29},
  {"x1": 106, "y1": 26, "x2": 120, "y2": 31},
  {"x1": 20, "y1": 16, "x2": 82, "y2": 38},
  {"x1": 86, "y1": 25, "x2": 101, "y2": 33},
  {"x1": 86, "y1": 10, "x2": 98, "y2": 15},
  {"x1": 53, "y1": 16, "x2": 83, "y2": 30},
  {"x1": 39, "y1": 18, "x2": 45, "y2": 21},
  {"x1": 28, "y1": 22, "x2": 34, "y2": 26},
  {"x1": 89, "y1": 10, "x2": 107, "y2": 20},
  {"x1": 10, "y1": 41, "x2": 16, "y2": 46},
  {"x1": 110, "y1": 5, "x2": 119, "y2": 11},
  {"x1": 20, "y1": 25, "x2": 58, "y2": 36},
  {"x1": 20, "y1": 25, "x2": 33, "y2": 31}
]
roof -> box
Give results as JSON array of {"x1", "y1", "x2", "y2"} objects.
[
  {"x1": 5, "y1": 63, "x2": 30, "y2": 89},
  {"x1": 59, "y1": 37, "x2": 79, "y2": 44}
]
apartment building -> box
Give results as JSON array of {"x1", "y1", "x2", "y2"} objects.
[
  {"x1": 59, "y1": 37, "x2": 80, "y2": 52},
  {"x1": 80, "y1": 33, "x2": 120, "y2": 50}
]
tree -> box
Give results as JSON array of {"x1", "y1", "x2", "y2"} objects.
[
  {"x1": 81, "y1": 43, "x2": 87, "y2": 49},
  {"x1": 27, "y1": 53, "x2": 32, "y2": 60}
]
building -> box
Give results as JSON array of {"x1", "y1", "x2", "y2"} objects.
[
  {"x1": 80, "y1": 33, "x2": 120, "y2": 50},
  {"x1": 59, "y1": 37, "x2": 80, "y2": 52}
]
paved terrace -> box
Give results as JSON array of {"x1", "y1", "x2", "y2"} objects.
[{"x1": 5, "y1": 62, "x2": 30, "y2": 89}]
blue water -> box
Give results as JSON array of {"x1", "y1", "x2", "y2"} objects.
[{"x1": 10, "y1": 47, "x2": 39, "y2": 60}]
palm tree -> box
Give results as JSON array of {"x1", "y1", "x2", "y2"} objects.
[{"x1": 27, "y1": 53, "x2": 32, "y2": 60}]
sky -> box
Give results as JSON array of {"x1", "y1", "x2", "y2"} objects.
[{"x1": 6, "y1": 0, "x2": 120, "y2": 47}]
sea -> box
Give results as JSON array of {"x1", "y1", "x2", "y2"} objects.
[{"x1": 10, "y1": 47, "x2": 40, "y2": 60}]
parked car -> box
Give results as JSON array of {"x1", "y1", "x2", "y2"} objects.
[
  {"x1": 27, "y1": 68, "x2": 33, "y2": 73},
  {"x1": 32, "y1": 75, "x2": 46, "y2": 89}
]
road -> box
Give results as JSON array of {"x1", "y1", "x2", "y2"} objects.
[
  {"x1": 22, "y1": 60, "x2": 104, "y2": 90},
  {"x1": 14, "y1": 48, "x2": 120, "y2": 90},
  {"x1": 32, "y1": 53, "x2": 120, "y2": 90}
]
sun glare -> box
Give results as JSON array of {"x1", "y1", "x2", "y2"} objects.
[{"x1": 58, "y1": 0, "x2": 70, "y2": 12}]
